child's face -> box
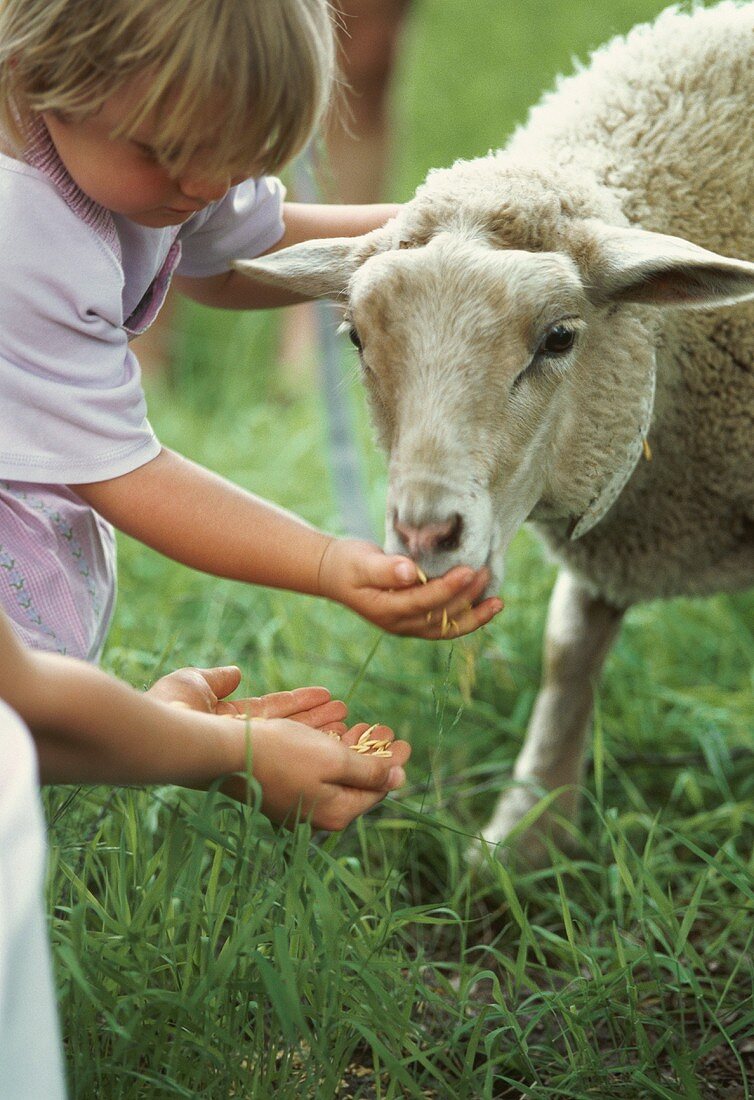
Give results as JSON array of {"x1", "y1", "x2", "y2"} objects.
[{"x1": 43, "y1": 76, "x2": 249, "y2": 228}]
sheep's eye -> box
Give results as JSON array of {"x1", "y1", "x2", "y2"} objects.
[
  {"x1": 538, "y1": 323, "x2": 576, "y2": 357},
  {"x1": 348, "y1": 327, "x2": 363, "y2": 352},
  {"x1": 513, "y1": 321, "x2": 579, "y2": 389}
]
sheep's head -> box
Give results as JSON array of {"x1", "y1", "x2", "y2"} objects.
[{"x1": 235, "y1": 171, "x2": 754, "y2": 590}]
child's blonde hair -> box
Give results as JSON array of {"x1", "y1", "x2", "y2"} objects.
[{"x1": 0, "y1": 0, "x2": 336, "y2": 177}]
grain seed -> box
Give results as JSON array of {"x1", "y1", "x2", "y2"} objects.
[
  {"x1": 235, "y1": 717, "x2": 393, "y2": 756},
  {"x1": 357, "y1": 725, "x2": 377, "y2": 745},
  {"x1": 347, "y1": 723, "x2": 393, "y2": 758}
]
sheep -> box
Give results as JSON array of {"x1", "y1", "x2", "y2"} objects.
[{"x1": 236, "y1": 2, "x2": 754, "y2": 864}]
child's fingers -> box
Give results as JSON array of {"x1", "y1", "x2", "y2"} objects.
[
  {"x1": 412, "y1": 566, "x2": 490, "y2": 612},
  {"x1": 323, "y1": 721, "x2": 349, "y2": 736},
  {"x1": 312, "y1": 786, "x2": 391, "y2": 831},
  {"x1": 362, "y1": 566, "x2": 497, "y2": 636},
  {"x1": 356, "y1": 549, "x2": 420, "y2": 589},
  {"x1": 227, "y1": 703, "x2": 348, "y2": 732},
  {"x1": 414, "y1": 569, "x2": 494, "y2": 625},
  {"x1": 335, "y1": 736, "x2": 411, "y2": 789},
  {"x1": 339, "y1": 721, "x2": 394, "y2": 748},
  {"x1": 193, "y1": 666, "x2": 243, "y2": 699},
  {"x1": 400, "y1": 594, "x2": 503, "y2": 640},
  {"x1": 317, "y1": 773, "x2": 410, "y2": 829},
  {"x1": 447, "y1": 567, "x2": 493, "y2": 611},
  {"x1": 235, "y1": 686, "x2": 334, "y2": 719},
  {"x1": 151, "y1": 666, "x2": 243, "y2": 711},
  {"x1": 375, "y1": 565, "x2": 484, "y2": 619},
  {"x1": 386, "y1": 738, "x2": 411, "y2": 775},
  {"x1": 286, "y1": 699, "x2": 348, "y2": 729},
  {"x1": 339, "y1": 724, "x2": 409, "y2": 767}
]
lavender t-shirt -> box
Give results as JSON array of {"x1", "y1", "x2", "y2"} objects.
[{"x1": 0, "y1": 138, "x2": 284, "y2": 659}]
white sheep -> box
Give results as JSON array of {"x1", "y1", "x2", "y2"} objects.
[{"x1": 237, "y1": 2, "x2": 754, "y2": 863}]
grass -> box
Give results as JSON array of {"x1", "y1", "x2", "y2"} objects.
[{"x1": 44, "y1": 1, "x2": 754, "y2": 1096}]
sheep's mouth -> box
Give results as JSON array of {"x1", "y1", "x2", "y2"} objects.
[
  {"x1": 413, "y1": 550, "x2": 498, "y2": 600},
  {"x1": 386, "y1": 483, "x2": 497, "y2": 582}
]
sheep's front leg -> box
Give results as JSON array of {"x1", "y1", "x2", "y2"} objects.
[{"x1": 482, "y1": 568, "x2": 625, "y2": 865}]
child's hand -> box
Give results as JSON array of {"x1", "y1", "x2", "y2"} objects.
[
  {"x1": 317, "y1": 539, "x2": 503, "y2": 639},
  {"x1": 225, "y1": 719, "x2": 411, "y2": 831},
  {"x1": 146, "y1": 667, "x2": 347, "y2": 733}
]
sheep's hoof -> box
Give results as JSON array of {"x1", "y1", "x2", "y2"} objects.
[{"x1": 471, "y1": 784, "x2": 579, "y2": 871}]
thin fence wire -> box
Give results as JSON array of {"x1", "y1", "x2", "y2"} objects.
[{"x1": 292, "y1": 151, "x2": 375, "y2": 542}]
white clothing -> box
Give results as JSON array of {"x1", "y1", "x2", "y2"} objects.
[{"x1": 0, "y1": 701, "x2": 66, "y2": 1098}]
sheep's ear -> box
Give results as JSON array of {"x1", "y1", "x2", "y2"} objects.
[
  {"x1": 588, "y1": 223, "x2": 754, "y2": 309},
  {"x1": 233, "y1": 236, "x2": 367, "y2": 300}
]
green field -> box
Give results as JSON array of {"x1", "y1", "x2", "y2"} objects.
[{"x1": 47, "y1": 2, "x2": 754, "y2": 1097}]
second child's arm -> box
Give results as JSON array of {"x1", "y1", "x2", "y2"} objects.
[
  {"x1": 0, "y1": 611, "x2": 409, "y2": 830},
  {"x1": 74, "y1": 449, "x2": 502, "y2": 639},
  {"x1": 172, "y1": 201, "x2": 398, "y2": 310}
]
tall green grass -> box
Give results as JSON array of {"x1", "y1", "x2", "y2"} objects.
[{"x1": 45, "y1": 1, "x2": 754, "y2": 1096}]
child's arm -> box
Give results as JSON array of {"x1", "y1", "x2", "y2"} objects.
[
  {"x1": 0, "y1": 613, "x2": 408, "y2": 830},
  {"x1": 74, "y1": 448, "x2": 502, "y2": 640},
  {"x1": 172, "y1": 201, "x2": 398, "y2": 310}
]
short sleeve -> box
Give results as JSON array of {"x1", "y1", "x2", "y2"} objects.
[
  {"x1": 0, "y1": 162, "x2": 161, "y2": 484},
  {"x1": 176, "y1": 176, "x2": 285, "y2": 278}
]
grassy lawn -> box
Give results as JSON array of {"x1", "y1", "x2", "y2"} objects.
[{"x1": 46, "y1": 2, "x2": 754, "y2": 1096}]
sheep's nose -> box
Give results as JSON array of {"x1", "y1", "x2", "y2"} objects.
[{"x1": 393, "y1": 511, "x2": 464, "y2": 557}]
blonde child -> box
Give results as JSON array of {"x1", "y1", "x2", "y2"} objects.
[
  {"x1": 0, "y1": 605, "x2": 409, "y2": 1099},
  {"x1": 0, "y1": 0, "x2": 503, "y2": 664}
]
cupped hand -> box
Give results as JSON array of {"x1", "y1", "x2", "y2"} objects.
[
  {"x1": 226, "y1": 718, "x2": 411, "y2": 831},
  {"x1": 317, "y1": 538, "x2": 503, "y2": 639},
  {"x1": 146, "y1": 667, "x2": 347, "y2": 733}
]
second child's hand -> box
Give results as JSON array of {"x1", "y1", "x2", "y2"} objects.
[
  {"x1": 146, "y1": 667, "x2": 411, "y2": 829},
  {"x1": 146, "y1": 667, "x2": 348, "y2": 733},
  {"x1": 223, "y1": 718, "x2": 411, "y2": 831}
]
